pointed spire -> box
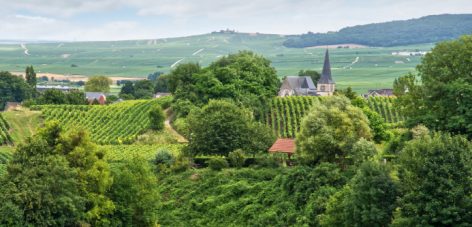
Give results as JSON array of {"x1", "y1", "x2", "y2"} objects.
[{"x1": 318, "y1": 49, "x2": 335, "y2": 84}]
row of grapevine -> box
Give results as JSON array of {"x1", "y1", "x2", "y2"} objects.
[
  {"x1": 366, "y1": 96, "x2": 404, "y2": 123},
  {"x1": 0, "y1": 114, "x2": 13, "y2": 145},
  {"x1": 39, "y1": 99, "x2": 163, "y2": 145},
  {"x1": 103, "y1": 144, "x2": 185, "y2": 162},
  {"x1": 266, "y1": 96, "x2": 320, "y2": 138},
  {"x1": 0, "y1": 148, "x2": 12, "y2": 176}
]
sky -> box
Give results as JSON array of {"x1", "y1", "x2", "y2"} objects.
[{"x1": 0, "y1": 0, "x2": 471, "y2": 41}]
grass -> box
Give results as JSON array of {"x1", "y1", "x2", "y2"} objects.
[
  {"x1": 2, "y1": 108, "x2": 42, "y2": 144},
  {"x1": 0, "y1": 33, "x2": 433, "y2": 93}
]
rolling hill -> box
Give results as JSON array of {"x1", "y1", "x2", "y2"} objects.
[
  {"x1": 283, "y1": 14, "x2": 472, "y2": 48},
  {"x1": 2, "y1": 14, "x2": 469, "y2": 92}
]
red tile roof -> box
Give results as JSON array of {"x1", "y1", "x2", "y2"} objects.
[{"x1": 269, "y1": 139, "x2": 296, "y2": 154}]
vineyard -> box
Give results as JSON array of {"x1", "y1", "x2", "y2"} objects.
[
  {"x1": 0, "y1": 114, "x2": 13, "y2": 145},
  {"x1": 38, "y1": 99, "x2": 166, "y2": 145},
  {"x1": 0, "y1": 148, "x2": 12, "y2": 176},
  {"x1": 265, "y1": 96, "x2": 321, "y2": 138},
  {"x1": 265, "y1": 96, "x2": 404, "y2": 138},
  {"x1": 103, "y1": 144, "x2": 184, "y2": 162},
  {"x1": 366, "y1": 96, "x2": 404, "y2": 123}
]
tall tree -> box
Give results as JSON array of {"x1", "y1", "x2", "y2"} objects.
[
  {"x1": 394, "y1": 132, "x2": 472, "y2": 226},
  {"x1": 397, "y1": 35, "x2": 472, "y2": 137},
  {"x1": 297, "y1": 96, "x2": 372, "y2": 165},
  {"x1": 25, "y1": 65, "x2": 37, "y2": 88},
  {"x1": 85, "y1": 76, "x2": 112, "y2": 93},
  {"x1": 0, "y1": 71, "x2": 33, "y2": 110}
]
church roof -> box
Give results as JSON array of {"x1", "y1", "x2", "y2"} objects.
[
  {"x1": 318, "y1": 49, "x2": 335, "y2": 84},
  {"x1": 283, "y1": 76, "x2": 317, "y2": 95}
]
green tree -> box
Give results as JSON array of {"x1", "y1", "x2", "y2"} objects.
[
  {"x1": 25, "y1": 65, "x2": 37, "y2": 88},
  {"x1": 155, "y1": 74, "x2": 170, "y2": 92},
  {"x1": 298, "y1": 69, "x2": 321, "y2": 83},
  {"x1": 187, "y1": 100, "x2": 269, "y2": 156},
  {"x1": 335, "y1": 87, "x2": 357, "y2": 100},
  {"x1": 297, "y1": 96, "x2": 372, "y2": 165},
  {"x1": 85, "y1": 76, "x2": 112, "y2": 93},
  {"x1": 119, "y1": 81, "x2": 135, "y2": 99},
  {"x1": 134, "y1": 80, "x2": 155, "y2": 99},
  {"x1": 320, "y1": 161, "x2": 397, "y2": 227},
  {"x1": 168, "y1": 63, "x2": 201, "y2": 93},
  {"x1": 362, "y1": 107, "x2": 390, "y2": 143},
  {"x1": 37, "y1": 89, "x2": 67, "y2": 104},
  {"x1": 149, "y1": 105, "x2": 165, "y2": 131},
  {"x1": 0, "y1": 71, "x2": 33, "y2": 110},
  {"x1": 398, "y1": 36, "x2": 472, "y2": 136},
  {"x1": 394, "y1": 132, "x2": 472, "y2": 226},
  {"x1": 0, "y1": 135, "x2": 84, "y2": 226},
  {"x1": 108, "y1": 157, "x2": 159, "y2": 226}
]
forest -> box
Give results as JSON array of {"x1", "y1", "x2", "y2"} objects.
[
  {"x1": 283, "y1": 14, "x2": 472, "y2": 47},
  {"x1": 0, "y1": 35, "x2": 472, "y2": 226}
]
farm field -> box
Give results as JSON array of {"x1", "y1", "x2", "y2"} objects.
[{"x1": 0, "y1": 33, "x2": 433, "y2": 93}]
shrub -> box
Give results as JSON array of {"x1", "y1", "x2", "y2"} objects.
[
  {"x1": 149, "y1": 105, "x2": 165, "y2": 131},
  {"x1": 171, "y1": 156, "x2": 192, "y2": 173},
  {"x1": 153, "y1": 149, "x2": 175, "y2": 167},
  {"x1": 207, "y1": 157, "x2": 229, "y2": 171},
  {"x1": 228, "y1": 149, "x2": 245, "y2": 168}
]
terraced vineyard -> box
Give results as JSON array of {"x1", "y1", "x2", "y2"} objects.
[
  {"x1": 265, "y1": 96, "x2": 321, "y2": 138},
  {"x1": 39, "y1": 99, "x2": 167, "y2": 144},
  {"x1": 0, "y1": 147, "x2": 12, "y2": 176},
  {"x1": 366, "y1": 96, "x2": 404, "y2": 123},
  {"x1": 0, "y1": 114, "x2": 13, "y2": 145}
]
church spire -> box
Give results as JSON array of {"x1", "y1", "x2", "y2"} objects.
[{"x1": 318, "y1": 49, "x2": 334, "y2": 84}]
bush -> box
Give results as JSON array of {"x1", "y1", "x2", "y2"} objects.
[
  {"x1": 153, "y1": 149, "x2": 175, "y2": 167},
  {"x1": 171, "y1": 156, "x2": 192, "y2": 173},
  {"x1": 207, "y1": 157, "x2": 229, "y2": 171},
  {"x1": 173, "y1": 118, "x2": 189, "y2": 138},
  {"x1": 228, "y1": 149, "x2": 245, "y2": 168},
  {"x1": 149, "y1": 105, "x2": 165, "y2": 131},
  {"x1": 256, "y1": 154, "x2": 281, "y2": 168}
]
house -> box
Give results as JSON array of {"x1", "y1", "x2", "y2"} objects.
[
  {"x1": 278, "y1": 49, "x2": 336, "y2": 97},
  {"x1": 317, "y1": 49, "x2": 336, "y2": 96},
  {"x1": 363, "y1": 89, "x2": 394, "y2": 98},
  {"x1": 278, "y1": 76, "x2": 317, "y2": 96},
  {"x1": 268, "y1": 138, "x2": 296, "y2": 159},
  {"x1": 85, "y1": 92, "x2": 107, "y2": 105}
]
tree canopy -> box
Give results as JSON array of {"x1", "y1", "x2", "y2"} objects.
[
  {"x1": 0, "y1": 71, "x2": 33, "y2": 110},
  {"x1": 85, "y1": 76, "x2": 112, "y2": 93},
  {"x1": 396, "y1": 35, "x2": 472, "y2": 137},
  {"x1": 296, "y1": 96, "x2": 372, "y2": 165}
]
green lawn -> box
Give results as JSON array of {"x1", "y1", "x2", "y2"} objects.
[{"x1": 0, "y1": 33, "x2": 433, "y2": 93}]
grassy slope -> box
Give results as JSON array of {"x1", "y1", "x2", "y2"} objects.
[
  {"x1": 2, "y1": 109, "x2": 42, "y2": 144},
  {"x1": 0, "y1": 33, "x2": 433, "y2": 93}
]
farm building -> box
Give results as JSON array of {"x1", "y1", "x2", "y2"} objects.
[
  {"x1": 278, "y1": 49, "x2": 335, "y2": 97},
  {"x1": 269, "y1": 138, "x2": 296, "y2": 159},
  {"x1": 85, "y1": 92, "x2": 107, "y2": 105}
]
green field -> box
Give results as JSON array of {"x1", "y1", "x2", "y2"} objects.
[{"x1": 0, "y1": 33, "x2": 433, "y2": 93}]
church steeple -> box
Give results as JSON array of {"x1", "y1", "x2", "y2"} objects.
[
  {"x1": 317, "y1": 49, "x2": 336, "y2": 96},
  {"x1": 318, "y1": 49, "x2": 335, "y2": 84}
]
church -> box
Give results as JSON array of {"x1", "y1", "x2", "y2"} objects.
[{"x1": 278, "y1": 49, "x2": 335, "y2": 97}]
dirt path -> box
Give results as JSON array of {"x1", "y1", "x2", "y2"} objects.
[{"x1": 164, "y1": 109, "x2": 188, "y2": 143}]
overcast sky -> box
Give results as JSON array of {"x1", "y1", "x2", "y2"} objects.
[{"x1": 0, "y1": 0, "x2": 471, "y2": 41}]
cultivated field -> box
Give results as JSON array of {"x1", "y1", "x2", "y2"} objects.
[{"x1": 0, "y1": 33, "x2": 433, "y2": 93}]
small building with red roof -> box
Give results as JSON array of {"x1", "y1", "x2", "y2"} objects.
[{"x1": 269, "y1": 138, "x2": 296, "y2": 158}]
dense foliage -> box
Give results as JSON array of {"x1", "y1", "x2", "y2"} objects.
[
  {"x1": 0, "y1": 71, "x2": 33, "y2": 110},
  {"x1": 284, "y1": 14, "x2": 472, "y2": 47},
  {"x1": 187, "y1": 100, "x2": 275, "y2": 156},
  {"x1": 169, "y1": 51, "x2": 280, "y2": 118},
  {"x1": 39, "y1": 99, "x2": 168, "y2": 144},
  {"x1": 396, "y1": 35, "x2": 472, "y2": 137},
  {"x1": 394, "y1": 132, "x2": 472, "y2": 225},
  {"x1": 297, "y1": 96, "x2": 372, "y2": 165},
  {"x1": 85, "y1": 76, "x2": 112, "y2": 93},
  {"x1": 33, "y1": 89, "x2": 88, "y2": 105}
]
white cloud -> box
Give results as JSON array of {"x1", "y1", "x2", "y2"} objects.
[{"x1": 0, "y1": 0, "x2": 471, "y2": 40}]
